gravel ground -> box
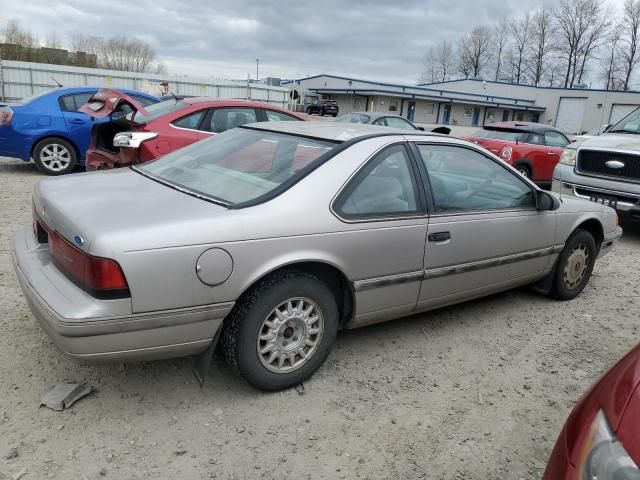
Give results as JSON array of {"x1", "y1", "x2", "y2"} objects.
[{"x1": 0, "y1": 156, "x2": 638, "y2": 480}]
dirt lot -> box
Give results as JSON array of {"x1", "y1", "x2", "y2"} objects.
[{"x1": 0, "y1": 156, "x2": 638, "y2": 480}]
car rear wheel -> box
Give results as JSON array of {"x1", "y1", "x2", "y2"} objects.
[
  {"x1": 221, "y1": 271, "x2": 338, "y2": 391},
  {"x1": 33, "y1": 138, "x2": 77, "y2": 175},
  {"x1": 551, "y1": 229, "x2": 597, "y2": 300}
]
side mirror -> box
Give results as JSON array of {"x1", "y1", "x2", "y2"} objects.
[
  {"x1": 417, "y1": 126, "x2": 425, "y2": 131},
  {"x1": 536, "y1": 190, "x2": 560, "y2": 211}
]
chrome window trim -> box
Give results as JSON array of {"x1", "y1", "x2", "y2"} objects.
[
  {"x1": 169, "y1": 123, "x2": 203, "y2": 133},
  {"x1": 353, "y1": 270, "x2": 424, "y2": 292}
]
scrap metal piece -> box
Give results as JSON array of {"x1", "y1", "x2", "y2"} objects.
[{"x1": 40, "y1": 383, "x2": 92, "y2": 411}]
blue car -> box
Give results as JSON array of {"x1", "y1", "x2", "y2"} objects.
[{"x1": 0, "y1": 87, "x2": 159, "y2": 175}]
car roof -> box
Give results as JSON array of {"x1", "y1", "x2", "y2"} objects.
[
  {"x1": 243, "y1": 120, "x2": 437, "y2": 142},
  {"x1": 484, "y1": 121, "x2": 562, "y2": 134},
  {"x1": 348, "y1": 111, "x2": 409, "y2": 121}
]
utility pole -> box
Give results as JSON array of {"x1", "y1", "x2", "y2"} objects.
[{"x1": 256, "y1": 58, "x2": 259, "y2": 82}]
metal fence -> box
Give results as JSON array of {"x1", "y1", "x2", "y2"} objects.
[{"x1": 0, "y1": 59, "x2": 290, "y2": 106}]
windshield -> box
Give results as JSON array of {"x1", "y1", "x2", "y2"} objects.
[
  {"x1": 125, "y1": 99, "x2": 188, "y2": 124},
  {"x1": 335, "y1": 113, "x2": 371, "y2": 124},
  {"x1": 473, "y1": 128, "x2": 529, "y2": 142},
  {"x1": 608, "y1": 107, "x2": 640, "y2": 134},
  {"x1": 136, "y1": 128, "x2": 335, "y2": 205}
]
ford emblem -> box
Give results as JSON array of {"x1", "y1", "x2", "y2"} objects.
[
  {"x1": 605, "y1": 160, "x2": 625, "y2": 169},
  {"x1": 74, "y1": 235, "x2": 85, "y2": 246}
]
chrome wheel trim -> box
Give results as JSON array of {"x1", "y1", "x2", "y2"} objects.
[
  {"x1": 563, "y1": 244, "x2": 590, "y2": 289},
  {"x1": 40, "y1": 143, "x2": 71, "y2": 172},
  {"x1": 257, "y1": 297, "x2": 324, "y2": 374}
]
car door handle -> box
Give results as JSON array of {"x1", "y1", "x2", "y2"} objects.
[
  {"x1": 70, "y1": 119, "x2": 86, "y2": 124},
  {"x1": 547, "y1": 151, "x2": 556, "y2": 155},
  {"x1": 428, "y1": 231, "x2": 451, "y2": 242}
]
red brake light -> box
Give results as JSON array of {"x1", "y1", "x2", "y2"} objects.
[
  {"x1": 48, "y1": 231, "x2": 129, "y2": 298},
  {"x1": 0, "y1": 107, "x2": 13, "y2": 127}
]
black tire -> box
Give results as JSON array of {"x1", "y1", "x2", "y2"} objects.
[
  {"x1": 221, "y1": 271, "x2": 338, "y2": 391},
  {"x1": 551, "y1": 229, "x2": 597, "y2": 300},
  {"x1": 33, "y1": 138, "x2": 77, "y2": 175}
]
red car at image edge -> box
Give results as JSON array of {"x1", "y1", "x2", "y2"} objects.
[
  {"x1": 79, "y1": 89, "x2": 305, "y2": 170},
  {"x1": 465, "y1": 122, "x2": 571, "y2": 187},
  {"x1": 543, "y1": 342, "x2": 640, "y2": 479}
]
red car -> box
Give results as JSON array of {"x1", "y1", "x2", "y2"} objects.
[
  {"x1": 543, "y1": 342, "x2": 640, "y2": 479},
  {"x1": 79, "y1": 89, "x2": 305, "y2": 170},
  {"x1": 465, "y1": 122, "x2": 571, "y2": 187}
]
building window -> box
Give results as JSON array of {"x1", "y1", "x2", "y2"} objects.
[
  {"x1": 389, "y1": 99, "x2": 399, "y2": 112},
  {"x1": 426, "y1": 103, "x2": 435, "y2": 115},
  {"x1": 464, "y1": 108, "x2": 472, "y2": 117},
  {"x1": 516, "y1": 112, "x2": 524, "y2": 121},
  {"x1": 486, "y1": 109, "x2": 495, "y2": 121}
]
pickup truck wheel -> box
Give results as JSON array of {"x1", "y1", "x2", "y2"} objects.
[
  {"x1": 221, "y1": 271, "x2": 338, "y2": 391},
  {"x1": 33, "y1": 138, "x2": 77, "y2": 175},
  {"x1": 551, "y1": 229, "x2": 597, "y2": 300}
]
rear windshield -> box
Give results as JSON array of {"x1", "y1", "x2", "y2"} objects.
[
  {"x1": 125, "y1": 99, "x2": 188, "y2": 124},
  {"x1": 135, "y1": 128, "x2": 335, "y2": 205},
  {"x1": 473, "y1": 128, "x2": 529, "y2": 142},
  {"x1": 335, "y1": 113, "x2": 370, "y2": 124}
]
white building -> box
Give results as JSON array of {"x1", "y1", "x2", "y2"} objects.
[{"x1": 287, "y1": 74, "x2": 640, "y2": 134}]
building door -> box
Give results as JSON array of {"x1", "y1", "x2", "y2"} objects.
[
  {"x1": 443, "y1": 104, "x2": 451, "y2": 124},
  {"x1": 472, "y1": 108, "x2": 481, "y2": 126},
  {"x1": 407, "y1": 100, "x2": 416, "y2": 121},
  {"x1": 555, "y1": 97, "x2": 587, "y2": 134},
  {"x1": 502, "y1": 110, "x2": 510, "y2": 122},
  {"x1": 531, "y1": 112, "x2": 540, "y2": 123}
]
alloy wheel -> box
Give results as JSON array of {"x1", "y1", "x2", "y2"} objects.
[
  {"x1": 257, "y1": 297, "x2": 324, "y2": 374},
  {"x1": 40, "y1": 144, "x2": 72, "y2": 172}
]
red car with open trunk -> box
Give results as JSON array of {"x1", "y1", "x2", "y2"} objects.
[
  {"x1": 543, "y1": 341, "x2": 640, "y2": 479},
  {"x1": 465, "y1": 122, "x2": 571, "y2": 187},
  {"x1": 80, "y1": 89, "x2": 305, "y2": 170}
]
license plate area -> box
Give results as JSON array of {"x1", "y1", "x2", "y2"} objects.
[{"x1": 589, "y1": 193, "x2": 618, "y2": 208}]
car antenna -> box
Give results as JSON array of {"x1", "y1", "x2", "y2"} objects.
[
  {"x1": 168, "y1": 90, "x2": 179, "y2": 102},
  {"x1": 51, "y1": 77, "x2": 63, "y2": 88}
]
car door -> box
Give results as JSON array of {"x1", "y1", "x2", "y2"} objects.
[
  {"x1": 520, "y1": 132, "x2": 549, "y2": 181},
  {"x1": 413, "y1": 142, "x2": 557, "y2": 310},
  {"x1": 332, "y1": 143, "x2": 428, "y2": 327},
  {"x1": 197, "y1": 107, "x2": 259, "y2": 140},
  {"x1": 59, "y1": 92, "x2": 96, "y2": 156},
  {"x1": 543, "y1": 131, "x2": 571, "y2": 180}
]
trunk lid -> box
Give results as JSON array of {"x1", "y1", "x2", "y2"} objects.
[
  {"x1": 79, "y1": 88, "x2": 150, "y2": 119},
  {"x1": 34, "y1": 168, "x2": 228, "y2": 255}
]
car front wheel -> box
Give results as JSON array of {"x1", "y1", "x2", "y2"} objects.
[
  {"x1": 222, "y1": 271, "x2": 338, "y2": 391},
  {"x1": 33, "y1": 138, "x2": 77, "y2": 175},
  {"x1": 551, "y1": 229, "x2": 597, "y2": 300}
]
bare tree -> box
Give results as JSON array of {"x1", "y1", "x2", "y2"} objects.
[
  {"x1": 421, "y1": 40, "x2": 454, "y2": 83},
  {"x1": 493, "y1": 18, "x2": 510, "y2": 81},
  {"x1": 600, "y1": 27, "x2": 623, "y2": 90},
  {"x1": 1, "y1": 19, "x2": 40, "y2": 61},
  {"x1": 98, "y1": 36, "x2": 158, "y2": 72},
  {"x1": 556, "y1": 0, "x2": 610, "y2": 88},
  {"x1": 528, "y1": 7, "x2": 555, "y2": 85},
  {"x1": 44, "y1": 31, "x2": 64, "y2": 49},
  {"x1": 621, "y1": 0, "x2": 640, "y2": 90},
  {"x1": 420, "y1": 46, "x2": 439, "y2": 83},
  {"x1": 458, "y1": 26, "x2": 492, "y2": 78},
  {"x1": 69, "y1": 33, "x2": 101, "y2": 55},
  {"x1": 509, "y1": 13, "x2": 531, "y2": 83}
]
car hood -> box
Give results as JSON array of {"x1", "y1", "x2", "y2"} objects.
[
  {"x1": 34, "y1": 168, "x2": 228, "y2": 256},
  {"x1": 79, "y1": 88, "x2": 150, "y2": 119},
  {"x1": 573, "y1": 133, "x2": 640, "y2": 152}
]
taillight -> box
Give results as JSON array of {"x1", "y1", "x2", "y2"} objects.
[
  {"x1": 0, "y1": 107, "x2": 13, "y2": 127},
  {"x1": 499, "y1": 146, "x2": 513, "y2": 161},
  {"x1": 48, "y1": 230, "x2": 129, "y2": 298},
  {"x1": 113, "y1": 131, "x2": 158, "y2": 148}
]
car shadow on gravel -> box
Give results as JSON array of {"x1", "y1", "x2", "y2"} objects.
[{"x1": 0, "y1": 158, "x2": 42, "y2": 176}]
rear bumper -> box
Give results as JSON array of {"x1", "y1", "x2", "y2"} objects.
[{"x1": 12, "y1": 226, "x2": 232, "y2": 362}]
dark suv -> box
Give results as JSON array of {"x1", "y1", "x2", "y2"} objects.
[{"x1": 306, "y1": 99, "x2": 338, "y2": 117}]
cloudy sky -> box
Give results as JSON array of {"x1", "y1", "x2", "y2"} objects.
[{"x1": 2, "y1": 0, "x2": 628, "y2": 83}]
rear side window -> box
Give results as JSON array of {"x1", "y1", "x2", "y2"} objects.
[
  {"x1": 266, "y1": 110, "x2": 301, "y2": 122},
  {"x1": 171, "y1": 111, "x2": 206, "y2": 130},
  {"x1": 131, "y1": 94, "x2": 156, "y2": 107},
  {"x1": 59, "y1": 93, "x2": 93, "y2": 112},
  {"x1": 206, "y1": 108, "x2": 258, "y2": 133},
  {"x1": 335, "y1": 144, "x2": 419, "y2": 219}
]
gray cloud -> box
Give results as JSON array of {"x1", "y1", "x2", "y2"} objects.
[{"x1": 2, "y1": 0, "x2": 627, "y2": 83}]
